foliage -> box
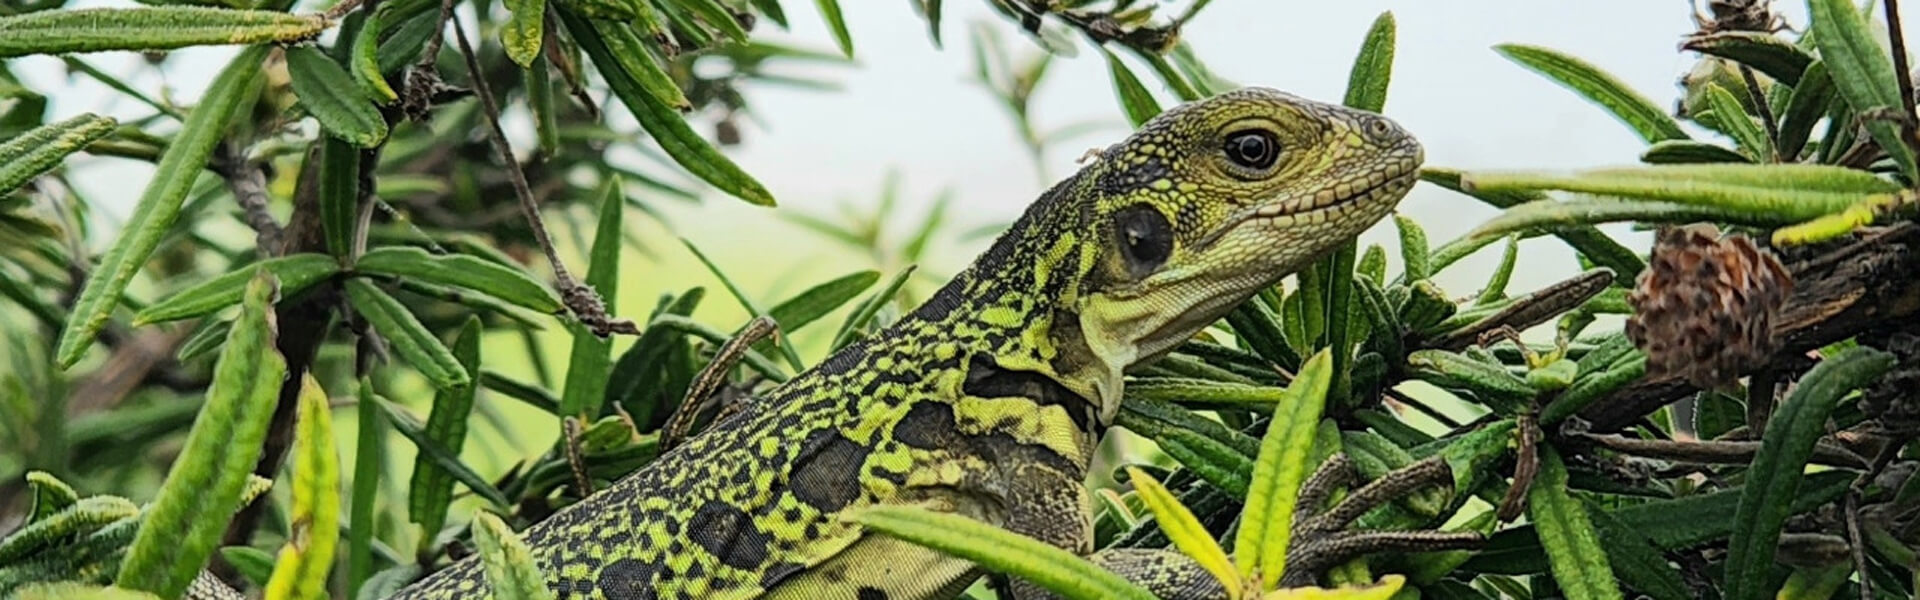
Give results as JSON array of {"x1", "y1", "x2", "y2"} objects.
[{"x1": 4, "y1": 0, "x2": 1920, "y2": 599}]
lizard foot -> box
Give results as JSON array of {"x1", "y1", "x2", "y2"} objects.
[{"x1": 1279, "y1": 454, "x2": 1485, "y2": 588}]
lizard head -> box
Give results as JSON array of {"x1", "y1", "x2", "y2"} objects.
[{"x1": 1055, "y1": 87, "x2": 1424, "y2": 422}]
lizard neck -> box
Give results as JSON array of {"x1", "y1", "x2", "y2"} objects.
[{"x1": 876, "y1": 174, "x2": 1117, "y2": 424}]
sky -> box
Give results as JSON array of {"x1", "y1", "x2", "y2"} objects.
[{"x1": 10, "y1": 1, "x2": 1852, "y2": 342}]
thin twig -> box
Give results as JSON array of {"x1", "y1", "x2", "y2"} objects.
[
  {"x1": 1384, "y1": 388, "x2": 1461, "y2": 428},
  {"x1": 449, "y1": 15, "x2": 636, "y2": 336},
  {"x1": 1738, "y1": 65, "x2": 1780, "y2": 158},
  {"x1": 215, "y1": 146, "x2": 283, "y2": 253},
  {"x1": 1845, "y1": 490, "x2": 1872, "y2": 600},
  {"x1": 660, "y1": 317, "x2": 781, "y2": 451},
  {"x1": 1888, "y1": 0, "x2": 1917, "y2": 126},
  {"x1": 417, "y1": 0, "x2": 455, "y2": 71},
  {"x1": 1575, "y1": 432, "x2": 1869, "y2": 469}
]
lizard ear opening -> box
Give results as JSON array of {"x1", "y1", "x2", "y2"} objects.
[{"x1": 1114, "y1": 204, "x2": 1174, "y2": 279}]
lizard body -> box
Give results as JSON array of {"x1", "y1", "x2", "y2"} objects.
[{"x1": 391, "y1": 87, "x2": 1423, "y2": 600}]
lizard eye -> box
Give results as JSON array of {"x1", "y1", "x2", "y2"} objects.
[
  {"x1": 1115, "y1": 204, "x2": 1173, "y2": 277},
  {"x1": 1223, "y1": 129, "x2": 1281, "y2": 171}
]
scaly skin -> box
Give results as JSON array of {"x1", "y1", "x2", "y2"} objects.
[{"x1": 387, "y1": 87, "x2": 1423, "y2": 600}]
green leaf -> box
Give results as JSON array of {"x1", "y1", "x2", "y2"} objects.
[
  {"x1": 0, "y1": 113, "x2": 116, "y2": 196},
  {"x1": 318, "y1": 138, "x2": 361, "y2": 258},
  {"x1": 766, "y1": 270, "x2": 879, "y2": 336},
  {"x1": 1680, "y1": 31, "x2": 1814, "y2": 86},
  {"x1": 1342, "y1": 11, "x2": 1396, "y2": 113},
  {"x1": 1584, "y1": 499, "x2": 1691, "y2": 600},
  {"x1": 847, "y1": 506, "x2": 1158, "y2": 600},
  {"x1": 1123, "y1": 467, "x2": 1240, "y2": 598},
  {"x1": 1419, "y1": 167, "x2": 1645, "y2": 281},
  {"x1": 407, "y1": 317, "x2": 481, "y2": 554},
  {"x1": 346, "y1": 379, "x2": 382, "y2": 598},
  {"x1": 1528, "y1": 445, "x2": 1623, "y2": 600},
  {"x1": 557, "y1": 177, "x2": 625, "y2": 418},
  {"x1": 1114, "y1": 397, "x2": 1257, "y2": 497},
  {"x1": 262, "y1": 374, "x2": 341, "y2": 600},
  {"x1": 1475, "y1": 235, "x2": 1517, "y2": 305},
  {"x1": 674, "y1": 0, "x2": 749, "y2": 41},
  {"x1": 503, "y1": 0, "x2": 546, "y2": 67},
  {"x1": 813, "y1": 0, "x2": 851, "y2": 57},
  {"x1": 1700, "y1": 82, "x2": 1773, "y2": 160},
  {"x1": 1809, "y1": 0, "x2": 1919, "y2": 181},
  {"x1": 1102, "y1": 48, "x2": 1161, "y2": 127},
  {"x1": 219, "y1": 546, "x2": 278, "y2": 589},
  {"x1": 1237, "y1": 349, "x2": 1335, "y2": 588},
  {"x1": 1638, "y1": 139, "x2": 1752, "y2": 164},
  {"x1": 471, "y1": 511, "x2": 555, "y2": 600},
  {"x1": 681, "y1": 237, "x2": 804, "y2": 371},
  {"x1": 1777, "y1": 60, "x2": 1833, "y2": 161},
  {"x1": 1392, "y1": 214, "x2": 1429, "y2": 281},
  {"x1": 135, "y1": 254, "x2": 340, "y2": 325},
  {"x1": 356, "y1": 246, "x2": 562, "y2": 313},
  {"x1": 371, "y1": 394, "x2": 512, "y2": 508},
  {"x1": 1496, "y1": 43, "x2": 1689, "y2": 143},
  {"x1": 55, "y1": 45, "x2": 267, "y2": 369},
  {"x1": 1404, "y1": 349, "x2": 1533, "y2": 415},
  {"x1": 285, "y1": 46, "x2": 388, "y2": 147},
  {"x1": 1461, "y1": 164, "x2": 1896, "y2": 219},
  {"x1": 528, "y1": 63, "x2": 559, "y2": 158},
  {"x1": 558, "y1": 9, "x2": 773, "y2": 205},
  {"x1": 1723, "y1": 347, "x2": 1896, "y2": 600},
  {"x1": 115, "y1": 269, "x2": 286, "y2": 599},
  {"x1": 344, "y1": 278, "x2": 472, "y2": 391},
  {"x1": 348, "y1": 6, "x2": 398, "y2": 104},
  {"x1": 829, "y1": 265, "x2": 915, "y2": 351},
  {"x1": 0, "y1": 7, "x2": 326, "y2": 58}
]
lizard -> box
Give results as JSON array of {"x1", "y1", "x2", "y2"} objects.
[
  {"x1": 386, "y1": 86, "x2": 1424, "y2": 600},
  {"x1": 0, "y1": 86, "x2": 1423, "y2": 600}
]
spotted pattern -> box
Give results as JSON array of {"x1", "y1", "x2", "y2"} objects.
[{"x1": 386, "y1": 87, "x2": 1422, "y2": 600}]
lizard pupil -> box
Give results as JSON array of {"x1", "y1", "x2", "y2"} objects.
[
  {"x1": 1115, "y1": 204, "x2": 1173, "y2": 277},
  {"x1": 1224, "y1": 129, "x2": 1280, "y2": 170}
]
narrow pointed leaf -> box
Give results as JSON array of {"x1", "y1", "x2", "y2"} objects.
[
  {"x1": 1528, "y1": 445, "x2": 1623, "y2": 600},
  {"x1": 1462, "y1": 164, "x2": 1895, "y2": 219},
  {"x1": 503, "y1": 0, "x2": 545, "y2": 67},
  {"x1": 1638, "y1": 139, "x2": 1752, "y2": 164},
  {"x1": 348, "y1": 6, "x2": 399, "y2": 103},
  {"x1": 371, "y1": 395, "x2": 512, "y2": 508},
  {"x1": 1809, "y1": 0, "x2": 1919, "y2": 181},
  {"x1": 1723, "y1": 347, "x2": 1895, "y2": 600},
  {"x1": 0, "y1": 7, "x2": 326, "y2": 58},
  {"x1": 681, "y1": 237, "x2": 804, "y2": 371},
  {"x1": 676, "y1": 0, "x2": 749, "y2": 41},
  {"x1": 345, "y1": 278, "x2": 471, "y2": 391},
  {"x1": 1342, "y1": 11, "x2": 1395, "y2": 113},
  {"x1": 813, "y1": 0, "x2": 851, "y2": 57},
  {"x1": 263, "y1": 374, "x2": 341, "y2": 600},
  {"x1": 1777, "y1": 60, "x2": 1833, "y2": 161},
  {"x1": 1419, "y1": 167, "x2": 1644, "y2": 280},
  {"x1": 471, "y1": 511, "x2": 554, "y2": 600},
  {"x1": 1123, "y1": 466, "x2": 1241, "y2": 598},
  {"x1": 1680, "y1": 31, "x2": 1813, "y2": 86},
  {"x1": 55, "y1": 45, "x2": 267, "y2": 369},
  {"x1": 135, "y1": 254, "x2": 340, "y2": 325},
  {"x1": 116, "y1": 269, "x2": 286, "y2": 599},
  {"x1": 557, "y1": 178, "x2": 625, "y2": 418},
  {"x1": 345, "y1": 379, "x2": 381, "y2": 597},
  {"x1": 1237, "y1": 349, "x2": 1336, "y2": 587},
  {"x1": 830, "y1": 265, "x2": 916, "y2": 351},
  {"x1": 558, "y1": 8, "x2": 773, "y2": 205},
  {"x1": 848, "y1": 506, "x2": 1159, "y2": 600},
  {"x1": 285, "y1": 46, "x2": 388, "y2": 147},
  {"x1": 407, "y1": 317, "x2": 482, "y2": 550},
  {"x1": 1700, "y1": 83, "x2": 1772, "y2": 160},
  {"x1": 1103, "y1": 48, "x2": 1161, "y2": 127},
  {"x1": 356, "y1": 246, "x2": 562, "y2": 313},
  {"x1": 0, "y1": 113, "x2": 116, "y2": 195},
  {"x1": 767, "y1": 270, "x2": 879, "y2": 336},
  {"x1": 318, "y1": 137, "x2": 361, "y2": 258},
  {"x1": 1496, "y1": 44, "x2": 1688, "y2": 143}
]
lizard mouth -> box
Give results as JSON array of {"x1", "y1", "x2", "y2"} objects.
[{"x1": 1196, "y1": 160, "x2": 1422, "y2": 251}]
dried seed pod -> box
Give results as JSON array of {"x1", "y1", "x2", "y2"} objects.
[
  {"x1": 1690, "y1": 0, "x2": 1787, "y2": 35},
  {"x1": 1626, "y1": 224, "x2": 1795, "y2": 389}
]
